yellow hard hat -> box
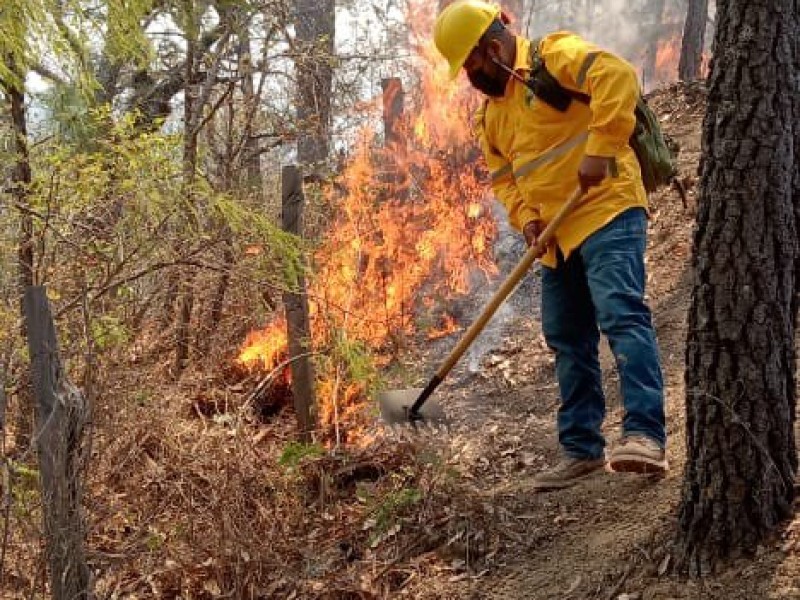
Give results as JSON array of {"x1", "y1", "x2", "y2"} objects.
[{"x1": 433, "y1": 0, "x2": 502, "y2": 80}]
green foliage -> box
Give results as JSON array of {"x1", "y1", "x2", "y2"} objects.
[
  {"x1": 9, "y1": 461, "x2": 40, "y2": 518},
  {"x1": 38, "y1": 83, "x2": 103, "y2": 145},
  {"x1": 90, "y1": 314, "x2": 130, "y2": 350},
  {"x1": 0, "y1": 0, "x2": 44, "y2": 88},
  {"x1": 210, "y1": 193, "x2": 304, "y2": 289},
  {"x1": 0, "y1": 0, "x2": 102, "y2": 102},
  {"x1": 105, "y1": 0, "x2": 154, "y2": 69},
  {"x1": 368, "y1": 486, "x2": 422, "y2": 542},
  {"x1": 330, "y1": 331, "x2": 379, "y2": 396},
  {"x1": 145, "y1": 529, "x2": 164, "y2": 552},
  {"x1": 11, "y1": 461, "x2": 39, "y2": 487},
  {"x1": 278, "y1": 441, "x2": 325, "y2": 469}
]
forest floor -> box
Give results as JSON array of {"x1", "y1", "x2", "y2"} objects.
[
  {"x1": 391, "y1": 81, "x2": 800, "y2": 600},
  {"x1": 6, "y1": 82, "x2": 800, "y2": 600}
]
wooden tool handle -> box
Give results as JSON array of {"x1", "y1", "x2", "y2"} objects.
[{"x1": 434, "y1": 187, "x2": 584, "y2": 379}]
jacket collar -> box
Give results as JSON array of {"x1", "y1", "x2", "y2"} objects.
[
  {"x1": 492, "y1": 36, "x2": 531, "y2": 101},
  {"x1": 513, "y1": 36, "x2": 533, "y2": 73}
]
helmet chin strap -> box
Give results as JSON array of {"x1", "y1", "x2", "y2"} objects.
[{"x1": 490, "y1": 56, "x2": 527, "y2": 86}]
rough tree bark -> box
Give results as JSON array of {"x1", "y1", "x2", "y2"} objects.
[
  {"x1": 794, "y1": 2, "x2": 800, "y2": 343},
  {"x1": 674, "y1": 0, "x2": 799, "y2": 576},
  {"x1": 678, "y1": 0, "x2": 709, "y2": 81},
  {"x1": 24, "y1": 287, "x2": 91, "y2": 599}
]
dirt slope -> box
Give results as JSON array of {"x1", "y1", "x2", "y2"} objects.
[{"x1": 398, "y1": 81, "x2": 800, "y2": 600}]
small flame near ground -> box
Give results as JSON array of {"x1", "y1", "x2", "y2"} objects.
[
  {"x1": 238, "y1": 319, "x2": 289, "y2": 376},
  {"x1": 427, "y1": 313, "x2": 462, "y2": 340},
  {"x1": 236, "y1": 5, "x2": 497, "y2": 441}
]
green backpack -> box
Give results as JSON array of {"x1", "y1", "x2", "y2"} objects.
[{"x1": 526, "y1": 41, "x2": 678, "y2": 194}]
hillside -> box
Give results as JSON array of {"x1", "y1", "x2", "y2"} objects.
[{"x1": 6, "y1": 81, "x2": 799, "y2": 600}]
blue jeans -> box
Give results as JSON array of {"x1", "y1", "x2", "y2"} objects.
[{"x1": 541, "y1": 207, "x2": 665, "y2": 459}]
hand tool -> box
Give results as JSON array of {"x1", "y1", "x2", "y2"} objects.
[{"x1": 377, "y1": 186, "x2": 585, "y2": 426}]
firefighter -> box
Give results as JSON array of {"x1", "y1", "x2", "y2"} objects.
[{"x1": 434, "y1": 0, "x2": 668, "y2": 490}]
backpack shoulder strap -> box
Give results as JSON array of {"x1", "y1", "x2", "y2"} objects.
[{"x1": 527, "y1": 38, "x2": 590, "y2": 110}]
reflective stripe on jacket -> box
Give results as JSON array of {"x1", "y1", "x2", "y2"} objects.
[{"x1": 474, "y1": 33, "x2": 647, "y2": 268}]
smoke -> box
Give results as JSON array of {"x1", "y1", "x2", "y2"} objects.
[
  {"x1": 466, "y1": 301, "x2": 515, "y2": 373},
  {"x1": 519, "y1": 0, "x2": 698, "y2": 90},
  {"x1": 462, "y1": 197, "x2": 541, "y2": 374}
]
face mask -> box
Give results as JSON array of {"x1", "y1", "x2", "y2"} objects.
[{"x1": 467, "y1": 67, "x2": 509, "y2": 97}]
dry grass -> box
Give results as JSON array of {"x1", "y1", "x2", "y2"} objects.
[{"x1": 79, "y1": 385, "x2": 500, "y2": 599}]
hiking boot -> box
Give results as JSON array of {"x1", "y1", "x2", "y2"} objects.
[
  {"x1": 532, "y1": 456, "x2": 606, "y2": 491},
  {"x1": 609, "y1": 435, "x2": 668, "y2": 474}
]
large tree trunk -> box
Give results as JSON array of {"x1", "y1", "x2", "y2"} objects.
[
  {"x1": 674, "y1": 0, "x2": 799, "y2": 576},
  {"x1": 678, "y1": 0, "x2": 709, "y2": 81},
  {"x1": 295, "y1": 0, "x2": 334, "y2": 167}
]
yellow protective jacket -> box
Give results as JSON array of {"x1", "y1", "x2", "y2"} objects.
[{"x1": 474, "y1": 32, "x2": 647, "y2": 268}]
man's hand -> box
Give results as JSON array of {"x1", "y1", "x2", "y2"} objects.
[
  {"x1": 523, "y1": 220, "x2": 542, "y2": 248},
  {"x1": 578, "y1": 155, "x2": 613, "y2": 192}
]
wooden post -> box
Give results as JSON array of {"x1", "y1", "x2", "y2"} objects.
[
  {"x1": 23, "y1": 286, "x2": 90, "y2": 599},
  {"x1": 281, "y1": 166, "x2": 316, "y2": 441}
]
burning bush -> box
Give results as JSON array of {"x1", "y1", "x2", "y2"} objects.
[{"x1": 237, "y1": 34, "x2": 498, "y2": 443}]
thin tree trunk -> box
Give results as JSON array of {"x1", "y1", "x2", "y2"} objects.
[
  {"x1": 175, "y1": 0, "x2": 199, "y2": 375},
  {"x1": 6, "y1": 55, "x2": 35, "y2": 450},
  {"x1": 674, "y1": 0, "x2": 798, "y2": 576},
  {"x1": 200, "y1": 23, "x2": 258, "y2": 346},
  {"x1": 174, "y1": 4, "x2": 232, "y2": 373},
  {"x1": 791, "y1": 0, "x2": 800, "y2": 463},
  {"x1": 8, "y1": 63, "x2": 33, "y2": 321},
  {"x1": 678, "y1": 0, "x2": 709, "y2": 81},
  {"x1": 295, "y1": 0, "x2": 334, "y2": 167},
  {"x1": 205, "y1": 241, "x2": 233, "y2": 341},
  {"x1": 238, "y1": 26, "x2": 262, "y2": 190}
]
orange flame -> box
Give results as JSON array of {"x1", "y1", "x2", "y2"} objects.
[
  {"x1": 238, "y1": 2, "x2": 497, "y2": 437},
  {"x1": 427, "y1": 313, "x2": 462, "y2": 340},
  {"x1": 654, "y1": 35, "x2": 680, "y2": 83},
  {"x1": 237, "y1": 318, "x2": 288, "y2": 374}
]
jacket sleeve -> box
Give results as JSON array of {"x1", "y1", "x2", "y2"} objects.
[
  {"x1": 540, "y1": 33, "x2": 639, "y2": 157},
  {"x1": 474, "y1": 104, "x2": 540, "y2": 231}
]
